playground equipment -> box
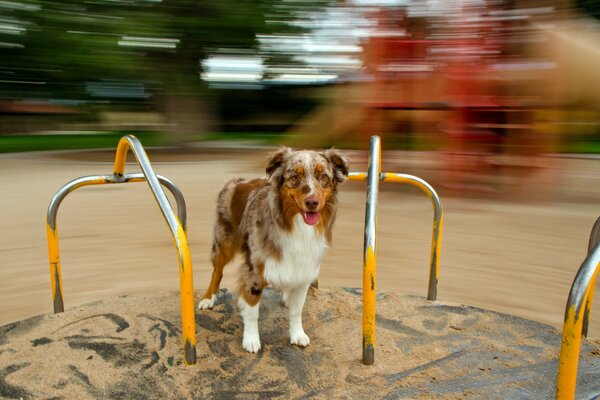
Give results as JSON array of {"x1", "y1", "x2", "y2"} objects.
[
  {"x1": 352, "y1": 135, "x2": 599, "y2": 400},
  {"x1": 34, "y1": 134, "x2": 598, "y2": 399},
  {"x1": 45, "y1": 135, "x2": 197, "y2": 365},
  {"x1": 347, "y1": 135, "x2": 443, "y2": 365},
  {"x1": 557, "y1": 216, "x2": 600, "y2": 399}
]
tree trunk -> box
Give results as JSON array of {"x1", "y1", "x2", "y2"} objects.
[{"x1": 161, "y1": 90, "x2": 216, "y2": 144}]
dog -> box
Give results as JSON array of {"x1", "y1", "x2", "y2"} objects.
[{"x1": 198, "y1": 146, "x2": 348, "y2": 353}]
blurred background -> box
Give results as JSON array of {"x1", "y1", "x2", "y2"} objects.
[
  {"x1": 0, "y1": 0, "x2": 600, "y2": 336},
  {"x1": 1, "y1": 0, "x2": 600, "y2": 161}
]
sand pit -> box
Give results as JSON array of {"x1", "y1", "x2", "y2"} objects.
[{"x1": 1, "y1": 287, "x2": 599, "y2": 399}]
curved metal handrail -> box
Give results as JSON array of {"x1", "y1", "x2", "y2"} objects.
[
  {"x1": 582, "y1": 216, "x2": 600, "y2": 338},
  {"x1": 46, "y1": 135, "x2": 196, "y2": 365},
  {"x1": 347, "y1": 136, "x2": 443, "y2": 366},
  {"x1": 555, "y1": 218, "x2": 600, "y2": 399},
  {"x1": 47, "y1": 173, "x2": 187, "y2": 234},
  {"x1": 46, "y1": 172, "x2": 187, "y2": 314},
  {"x1": 381, "y1": 173, "x2": 443, "y2": 301},
  {"x1": 588, "y1": 216, "x2": 600, "y2": 256},
  {"x1": 347, "y1": 173, "x2": 443, "y2": 301}
]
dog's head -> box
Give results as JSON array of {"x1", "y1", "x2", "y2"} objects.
[{"x1": 266, "y1": 147, "x2": 349, "y2": 226}]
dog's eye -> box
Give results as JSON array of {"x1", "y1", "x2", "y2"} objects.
[
  {"x1": 319, "y1": 174, "x2": 330, "y2": 186},
  {"x1": 288, "y1": 174, "x2": 300, "y2": 186}
]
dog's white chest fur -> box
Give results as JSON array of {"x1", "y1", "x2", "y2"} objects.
[{"x1": 264, "y1": 214, "x2": 328, "y2": 290}]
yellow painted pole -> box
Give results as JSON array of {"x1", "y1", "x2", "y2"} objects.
[
  {"x1": 348, "y1": 171, "x2": 443, "y2": 300},
  {"x1": 348, "y1": 172, "x2": 368, "y2": 182},
  {"x1": 581, "y1": 276, "x2": 596, "y2": 337},
  {"x1": 113, "y1": 135, "x2": 197, "y2": 365},
  {"x1": 45, "y1": 135, "x2": 197, "y2": 365},
  {"x1": 381, "y1": 173, "x2": 443, "y2": 300},
  {"x1": 361, "y1": 136, "x2": 381, "y2": 365},
  {"x1": 46, "y1": 223, "x2": 64, "y2": 313},
  {"x1": 556, "y1": 286, "x2": 595, "y2": 399},
  {"x1": 174, "y1": 223, "x2": 197, "y2": 364},
  {"x1": 348, "y1": 140, "x2": 443, "y2": 364},
  {"x1": 46, "y1": 176, "x2": 110, "y2": 313},
  {"x1": 557, "y1": 303, "x2": 583, "y2": 400},
  {"x1": 556, "y1": 244, "x2": 600, "y2": 399},
  {"x1": 113, "y1": 137, "x2": 129, "y2": 177},
  {"x1": 363, "y1": 245, "x2": 377, "y2": 364}
]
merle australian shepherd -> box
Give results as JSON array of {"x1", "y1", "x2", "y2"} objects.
[{"x1": 198, "y1": 147, "x2": 349, "y2": 353}]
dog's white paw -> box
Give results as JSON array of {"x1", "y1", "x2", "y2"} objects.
[
  {"x1": 242, "y1": 337, "x2": 261, "y2": 353},
  {"x1": 290, "y1": 331, "x2": 310, "y2": 347},
  {"x1": 198, "y1": 295, "x2": 216, "y2": 310}
]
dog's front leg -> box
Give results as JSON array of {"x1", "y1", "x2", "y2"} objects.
[
  {"x1": 238, "y1": 296, "x2": 261, "y2": 353},
  {"x1": 287, "y1": 283, "x2": 311, "y2": 347}
]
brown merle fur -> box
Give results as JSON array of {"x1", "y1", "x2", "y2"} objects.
[{"x1": 200, "y1": 147, "x2": 349, "y2": 307}]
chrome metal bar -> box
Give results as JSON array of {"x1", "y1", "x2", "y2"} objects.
[
  {"x1": 362, "y1": 135, "x2": 381, "y2": 366},
  {"x1": 129, "y1": 173, "x2": 188, "y2": 232},
  {"x1": 348, "y1": 145, "x2": 443, "y2": 366},
  {"x1": 347, "y1": 171, "x2": 443, "y2": 301},
  {"x1": 46, "y1": 175, "x2": 115, "y2": 314},
  {"x1": 112, "y1": 135, "x2": 196, "y2": 365},
  {"x1": 46, "y1": 173, "x2": 188, "y2": 314},
  {"x1": 113, "y1": 136, "x2": 183, "y2": 239},
  {"x1": 381, "y1": 173, "x2": 443, "y2": 301},
  {"x1": 556, "y1": 240, "x2": 600, "y2": 399},
  {"x1": 46, "y1": 134, "x2": 196, "y2": 365},
  {"x1": 47, "y1": 173, "x2": 187, "y2": 232},
  {"x1": 588, "y1": 217, "x2": 600, "y2": 256},
  {"x1": 582, "y1": 216, "x2": 600, "y2": 338}
]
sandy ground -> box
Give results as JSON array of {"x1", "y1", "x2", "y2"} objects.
[
  {"x1": 2, "y1": 288, "x2": 599, "y2": 399},
  {"x1": 0, "y1": 145, "x2": 599, "y2": 339}
]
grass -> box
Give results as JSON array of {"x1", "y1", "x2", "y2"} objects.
[
  {"x1": 0, "y1": 131, "x2": 598, "y2": 154},
  {"x1": 562, "y1": 140, "x2": 600, "y2": 154},
  {"x1": 0, "y1": 132, "x2": 169, "y2": 153},
  {"x1": 0, "y1": 131, "x2": 281, "y2": 153}
]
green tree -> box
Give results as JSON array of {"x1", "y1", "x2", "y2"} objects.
[{"x1": 0, "y1": 0, "x2": 328, "y2": 139}]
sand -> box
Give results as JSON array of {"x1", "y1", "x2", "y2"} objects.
[
  {"x1": 1, "y1": 287, "x2": 598, "y2": 399},
  {"x1": 1, "y1": 145, "x2": 599, "y2": 398},
  {"x1": 0, "y1": 147, "x2": 598, "y2": 336}
]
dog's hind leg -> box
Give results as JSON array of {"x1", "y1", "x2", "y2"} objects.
[{"x1": 198, "y1": 240, "x2": 235, "y2": 310}]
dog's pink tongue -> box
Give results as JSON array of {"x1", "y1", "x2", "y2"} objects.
[{"x1": 302, "y1": 211, "x2": 320, "y2": 225}]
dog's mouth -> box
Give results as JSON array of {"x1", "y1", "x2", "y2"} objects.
[{"x1": 301, "y1": 211, "x2": 320, "y2": 226}]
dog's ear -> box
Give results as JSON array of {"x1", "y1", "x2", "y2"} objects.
[
  {"x1": 323, "y1": 148, "x2": 349, "y2": 182},
  {"x1": 266, "y1": 147, "x2": 291, "y2": 182}
]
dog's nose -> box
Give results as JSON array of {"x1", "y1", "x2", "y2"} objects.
[{"x1": 304, "y1": 196, "x2": 319, "y2": 211}]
